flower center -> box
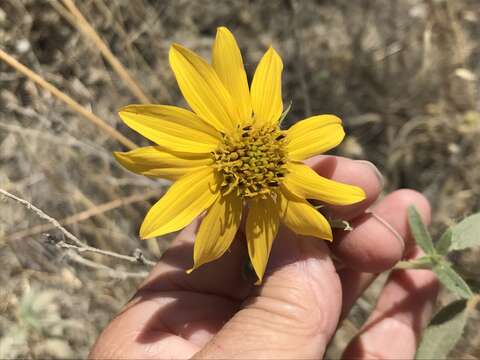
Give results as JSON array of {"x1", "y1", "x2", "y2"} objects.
[{"x1": 212, "y1": 124, "x2": 288, "y2": 198}]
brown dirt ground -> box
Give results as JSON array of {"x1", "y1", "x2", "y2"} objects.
[{"x1": 1, "y1": 0, "x2": 479, "y2": 358}]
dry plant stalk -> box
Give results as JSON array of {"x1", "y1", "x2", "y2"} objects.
[
  {"x1": 4, "y1": 189, "x2": 161, "y2": 242},
  {"x1": 60, "y1": 0, "x2": 152, "y2": 104},
  {"x1": 0, "y1": 48, "x2": 137, "y2": 150},
  {"x1": 0, "y1": 188, "x2": 156, "y2": 268}
]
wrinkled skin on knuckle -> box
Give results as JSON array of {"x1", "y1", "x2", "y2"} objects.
[
  {"x1": 227, "y1": 260, "x2": 341, "y2": 353},
  {"x1": 192, "y1": 250, "x2": 344, "y2": 359}
]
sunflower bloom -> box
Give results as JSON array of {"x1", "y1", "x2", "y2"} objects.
[{"x1": 115, "y1": 27, "x2": 366, "y2": 283}]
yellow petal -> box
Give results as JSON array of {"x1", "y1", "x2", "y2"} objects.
[
  {"x1": 250, "y1": 47, "x2": 283, "y2": 126},
  {"x1": 119, "y1": 105, "x2": 220, "y2": 153},
  {"x1": 187, "y1": 192, "x2": 243, "y2": 273},
  {"x1": 286, "y1": 115, "x2": 345, "y2": 161},
  {"x1": 212, "y1": 27, "x2": 252, "y2": 124},
  {"x1": 114, "y1": 147, "x2": 213, "y2": 181},
  {"x1": 169, "y1": 44, "x2": 238, "y2": 133},
  {"x1": 246, "y1": 196, "x2": 280, "y2": 284},
  {"x1": 278, "y1": 189, "x2": 332, "y2": 241},
  {"x1": 283, "y1": 162, "x2": 366, "y2": 205},
  {"x1": 140, "y1": 167, "x2": 219, "y2": 239}
]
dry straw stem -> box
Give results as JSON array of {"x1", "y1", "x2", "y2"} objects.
[
  {"x1": 0, "y1": 188, "x2": 156, "y2": 267},
  {"x1": 59, "y1": 0, "x2": 152, "y2": 104},
  {"x1": 66, "y1": 251, "x2": 149, "y2": 279},
  {"x1": 0, "y1": 48, "x2": 137, "y2": 150},
  {"x1": 4, "y1": 189, "x2": 161, "y2": 242}
]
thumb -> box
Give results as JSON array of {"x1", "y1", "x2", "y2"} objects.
[{"x1": 194, "y1": 230, "x2": 342, "y2": 359}]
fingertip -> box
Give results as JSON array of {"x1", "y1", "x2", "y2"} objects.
[
  {"x1": 386, "y1": 188, "x2": 432, "y2": 225},
  {"x1": 332, "y1": 189, "x2": 432, "y2": 273}
]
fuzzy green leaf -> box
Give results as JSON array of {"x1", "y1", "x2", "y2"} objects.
[
  {"x1": 416, "y1": 300, "x2": 468, "y2": 359},
  {"x1": 408, "y1": 205, "x2": 435, "y2": 254},
  {"x1": 433, "y1": 262, "x2": 474, "y2": 299},
  {"x1": 436, "y1": 229, "x2": 453, "y2": 255},
  {"x1": 448, "y1": 213, "x2": 480, "y2": 251}
]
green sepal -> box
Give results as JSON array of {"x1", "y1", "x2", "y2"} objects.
[
  {"x1": 278, "y1": 100, "x2": 292, "y2": 128},
  {"x1": 329, "y1": 219, "x2": 353, "y2": 231}
]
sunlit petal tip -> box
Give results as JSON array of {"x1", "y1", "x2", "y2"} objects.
[
  {"x1": 169, "y1": 44, "x2": 184, "y2": 63},
  {"x1": 216, "y1": 26, "x2": 231, "y2": 35},
  {"x1": 139, "y1": 217, "x2": 166, "y2": 239},
  {"x1": 170, "y1": 43, "x2": 183, "y2": 52},
  {"x1": 139, "y1": 214, "x2": 165, "y2": 239},
  {"x1": 285, "y1": 114, "x2": 345, "y2": 160},
  {"x1": 117, "y1": 107, "x2": 132, "y2": 122},
  {"x1": 350, "y1": 185, "x2": 367, "y2": 203},
  {"x1": 112, "y1": 150, "x2": 123, "y2": 159},
  {"x1": 118, "y1": 104, "x2": 154, "y2": 118},
  {"x1": 139, "y1": 226, "x2": 154, "y2": 240},
  {"x1": 113, "y1": 151, "x2": 129, "y2": 167},
  {"x1": 324, "y1": 231, "x2": 334, "y2": 242},
  {"x1": 117, "y1": 107, "x2": 127, "y2": 116},
  {"x1": 113, "y1": 150, "x2": 142, "y2": 173},
  {"x1": 266, "y1": 46, "x2": 283, "y2": 65},
  {"x1": 118, "y1": 104, "x2": 137, "y2": 113},
  {"x1": 284, "y1": 162, "x2": 367, "y2": 206}
]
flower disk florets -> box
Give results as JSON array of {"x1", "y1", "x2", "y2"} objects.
[{"x1": 212, "y1": 124, "x2": 288, "y2": 199}]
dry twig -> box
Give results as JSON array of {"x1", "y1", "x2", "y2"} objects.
[
  {"x1": 4, "y1": 189, "x2": 161, "y2": 242},
  {"x1": 0, "y1": 188, "x2": 156, "y2": 267},
  {"x1": 0, "y1": 48, "x2": 137, "y2": 150},
  {"x1": 59, "y1": 0, "x2": 152, "y2": 104}
]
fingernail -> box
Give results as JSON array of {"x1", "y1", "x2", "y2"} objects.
[{"x1": 356, "y1": 160, "x2": 385, "y2": 188}]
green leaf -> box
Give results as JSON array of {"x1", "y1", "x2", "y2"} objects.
[
  {"x1": 433, "y1": 262, "x2": 474, "y2": 299},
  {"x1": 436, "y1": 229, "x2": 453, "y2": 255},
  {"x1": 278, "y1": 100, "x2": 292, "y2": 128},
  {"x1": 408, "y1": 205, "x2": 435, "y2": 254},
  {"x1": 416, "y1": 300, "x2": 468, "y2": 359},
  {"x1": 448, "y1": 212, "x2": 480, "y2": 251}
]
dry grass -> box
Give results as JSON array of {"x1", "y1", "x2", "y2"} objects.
[{"x1": 0, "y1": 0, "x2": 479, "y2": 358}]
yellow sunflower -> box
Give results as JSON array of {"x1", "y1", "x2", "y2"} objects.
[{"x1": 114, "y1": 27, "x2": 366, "y2": 283}]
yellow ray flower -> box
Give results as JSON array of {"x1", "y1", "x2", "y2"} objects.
[{"x1": 115, "y1": 27, "x2": 366, "y2": 283}]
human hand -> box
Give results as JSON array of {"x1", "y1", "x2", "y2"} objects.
[{"x1": 89, "y1": 156, "x2": 438, "y2": 359}]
